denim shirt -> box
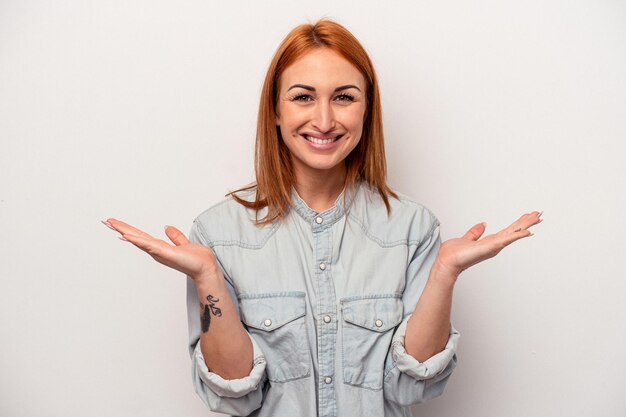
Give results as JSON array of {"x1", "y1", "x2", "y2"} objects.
[{"x1": 186, "y1": 181, "x2": 460, "y2": 417}]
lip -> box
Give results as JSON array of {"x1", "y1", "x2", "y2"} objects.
[{"x1": 300, "y1": 133, "x2": 344, "y2": 150}]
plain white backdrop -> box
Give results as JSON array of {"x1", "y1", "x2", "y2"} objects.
[{"x1": 1, "y1": 1, "x2": 625, "y2": 416}]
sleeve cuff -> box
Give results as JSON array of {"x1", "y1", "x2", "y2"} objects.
[
  {"x1": 390, "y1": 317, "x2": 460, "y2": 381},
  {"x1": 193, "y1": 332, "x2": 267, "y2": 398}
]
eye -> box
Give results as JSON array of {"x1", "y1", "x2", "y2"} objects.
[
  {"x1": 334, "y1": 93, "x2": 355, "y2": 102},
  {"x1": 290, "y1": 94, "x2": 313, "y2": 102}
]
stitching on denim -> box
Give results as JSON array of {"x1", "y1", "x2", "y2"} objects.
[
  {"x1": 253, "y1": 356, "x2": 266, "y2": 367},
  {"x1": 414, "y1": 219, "x2": 440, "y2": 257},
  {"x1": 339, "y1": 293, "x2": 402, "y2": 303},
  {"x1": 347, "y1": 193, "x2": 441, "y2": 250},
  {"x1": 383, "y1": 340, "x2": 404, "y2": 380},
  {"x1": 342, "y1": 380, "x2": 384, "y2": 391},
  {"x1": 267, "y1": 368, "x2": 311, "y2": 383},
  {"x1": 208, "y1": 221, "x2": 281, "y2": 249},
  {"x1": 347, "y1": 211, "x2": 410, "y2": 247},
  {"x1": 193, "y1": 219, "x2": 211, "y2": 246},
  {"x1": 383, "y1": 362, "x2": 398, "y2": 380},
  {"x1": 238, "y1": 291, "x2": 306, "y2": 300},
  {"x1": 340, "y1": 293, "x2": 401, "y2": 391},
  {"x1": 243, "y1": 293, "x2": 310, "y2": 383}
]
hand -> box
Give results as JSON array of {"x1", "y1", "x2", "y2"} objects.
[
  {"x1": 434, "y1": 211, "x2": 543, "y2": 280},
  {"x1": 102, "y1": 218, "x2": 221, "y2": 282}
]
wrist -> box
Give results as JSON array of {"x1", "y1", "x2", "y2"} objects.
[
  {"x1": 194, "y1": 272, "x2": 225, "y2": 294},
  {"x1": 429, "y1": 261, "x2": 459, "y2": 288}
]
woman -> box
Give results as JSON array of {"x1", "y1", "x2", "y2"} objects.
[{"x1": 103, "y1": 19, "x2": 541, "y2": 417}]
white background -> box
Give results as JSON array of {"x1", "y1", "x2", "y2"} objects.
[{"x1": 1, "y1": 1, "x2": 625, "y2": 416}]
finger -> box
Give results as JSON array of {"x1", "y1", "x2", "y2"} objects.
[
  {"x1": 463, "y1": 222, "x2": 486, "y2": 241},
  {"x1": 121, "y1": 233, "x2": 173, "y2": 258},
  {"x1": 506, "y1": 211, "x2": 543, "y2": 234},
  {"x1": 105, "y1": 218, "x2": 154, "y2": 239},
  {"x1": 101, "y1": 220, "x2": 116, "y2": 231},
  {"x1": 164, "y1": 226, "x2": 190, "y2": 246},
  {"x1": 499, "y1": 228, "x2": 533, "y2": 247}
]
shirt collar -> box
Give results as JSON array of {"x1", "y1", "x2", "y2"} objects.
[{"x1": 290, "y1": 182, "x2": 360, "y2": 230}]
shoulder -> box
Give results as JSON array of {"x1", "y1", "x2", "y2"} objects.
[
  {"x1": 191, "y1": 188, "x2": 277, "y2": 248},
  {"x1": 349, "y1": 183, "x2": 440, "y2": 247}
]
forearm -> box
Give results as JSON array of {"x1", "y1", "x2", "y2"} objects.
[
  {"x1": 195, "y1": 274, "x2": 253, "y2": 380},
  {"x1": 404, "y1": 264, "x2": 456, "y2": 362}
]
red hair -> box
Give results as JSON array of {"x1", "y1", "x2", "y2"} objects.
[{"x1": 230, "y1": 19, "x2": 397, "y2": 224}]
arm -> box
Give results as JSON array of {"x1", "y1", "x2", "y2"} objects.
[
  {"x1": 405, "y1": 211, "x2": 543, "y2": 361},
  {"x1": 193, "y1": 267, "x2": 253, "y2": 380},
  {"x1": 383, "y1": 211, "x2": 542, "y2": 406},
  {"x1": 104, "y1": 218, "x2": 267, "y2": 415},
  {"x1": 404, "y1": 265, "x2": 454, "y2": 363},
  {"x1": 383, "y1": 220, "x2": 459, "y2": 407}
]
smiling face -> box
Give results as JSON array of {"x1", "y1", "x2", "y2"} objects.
[{"x1": 276, "y1": 48, "x2": 367, "y2": 183}]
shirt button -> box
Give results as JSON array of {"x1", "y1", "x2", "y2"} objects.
[
  {"x1": 315, "y1": 216, "x2": 323, "y2": 224},
  {"x1": 319, "y1": 262, "x2": 326, "y2": 270},
  {"x1": 323, "y1": 315, "x2": 331, "y2": 323},
  {"x1": 324, "y1": 376, "x2": 332, "y2": 384},
  {"x1": 264, "y1": 319, "x2": 272, "y2": 327},
  {"x1": 375, "y1": 319, "x2": 383, "y2": 327}
]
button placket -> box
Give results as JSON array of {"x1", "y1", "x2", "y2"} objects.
[{"x1": 313, "y1": 218, "x2": 337, "y2": 417}]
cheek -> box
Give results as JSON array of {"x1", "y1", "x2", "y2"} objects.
[
  {"x1": 345, "y1": 106, "x2": 366, "y2": 134},
  {"x1": 277, "y1": 105, "x2": 305, "y2": 130}
]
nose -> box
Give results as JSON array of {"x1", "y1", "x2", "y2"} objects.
[{"x1": 311, "y1": 101, "x2": 335, "y2": 132}]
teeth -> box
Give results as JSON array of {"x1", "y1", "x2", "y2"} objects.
[{"x1": 305, "y1": 135, "x2": 339, "y2": 144}]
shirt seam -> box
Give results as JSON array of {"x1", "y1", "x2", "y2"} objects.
[
  {"x1": 196, "y1": 219, "x2": 281, "y2": 249},
  {"x1": 347, "y1": 211, "x2": 409, "y2": 247},
  {"x1": 414, "y1": 219, "x2": 440, "y2": 256},
  {"x1": 347, "y1": 211, "x2": 440, "y2": 249}
]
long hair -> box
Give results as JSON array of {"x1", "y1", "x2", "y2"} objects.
[{"x1": 229, "y1": 19, "x2": 397, "y2": 224}]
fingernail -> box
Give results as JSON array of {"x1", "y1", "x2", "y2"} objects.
[
  {"x1": 118, "y1": 236, "x2": 128, "y2": 241},
  {"x1": 529, "y1": 232, "x2": 534, "y2": 236},
  {"x1": 101, "y1": 220, "x2": 115, "y2": 230},
  {"x1": 538, "y1": 211, "x2": 544, "y2": 217},
  {"x1": 164, "y1": 225, "x2": 170, "y2": 231}
]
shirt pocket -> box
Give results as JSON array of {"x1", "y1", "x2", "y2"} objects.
[
  {"x1": 239, "y1": 291, "x2": 311, "y2": 383},
  {"x1": 340, "y1": 294, "x2": 403, "y2": 390}
]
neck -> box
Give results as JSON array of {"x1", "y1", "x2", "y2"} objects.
[{"x1": 293, "y1": 165, "x2": 347, "y2": 213}]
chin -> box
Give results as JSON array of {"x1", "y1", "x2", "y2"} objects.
[{"x1": 309, "y1": 162, "x2": 344, "y2": 173}]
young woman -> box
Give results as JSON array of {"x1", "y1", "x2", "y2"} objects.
[{"x1": 103, "y1": 19, "x2": 541, "y2": 417}]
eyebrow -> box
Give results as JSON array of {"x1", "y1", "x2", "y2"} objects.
[{"x1": 287, "y1": 84, "x2": 361, "y2": 92}]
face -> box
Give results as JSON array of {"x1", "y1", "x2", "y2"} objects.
[{"x1": 276, "y1": 48, "x2": 367, "y2": 182}]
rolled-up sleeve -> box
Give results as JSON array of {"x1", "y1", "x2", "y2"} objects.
[
  {"x1": 186, "y1": 220, "x2": 267, "y2": 415},
  {"x1": 383, "y1": 210, "x2": 460, "y2": 406},
  {"x1": 190, "y1": 330, "x2": 267, "y2": 413},
  {"x1": 390, "y1": 321, "x2": 459, "y2": 381}
]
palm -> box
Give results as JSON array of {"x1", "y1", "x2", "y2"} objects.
[
  {"x1": 103, "y1": 218, "x2": 219, "y2": 280},
  {"x1": 436, "y1": 211, "x2": 542, "y2": 277}
]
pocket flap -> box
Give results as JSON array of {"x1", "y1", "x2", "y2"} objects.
[
  {"x1": 341, "y1": 295, "x2": 403, "y2": 333},
  {"x1": 239, "y1": 292, "x2": 306, "y2": 331}
]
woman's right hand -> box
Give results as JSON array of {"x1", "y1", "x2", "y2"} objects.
[{"x1": 102, "y1": 218, "x2": 220, "y2": 282}]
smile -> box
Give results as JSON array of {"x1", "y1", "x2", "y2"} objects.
[{"x1": 303, "y1": 134, "x2": 342, "y2": 145}]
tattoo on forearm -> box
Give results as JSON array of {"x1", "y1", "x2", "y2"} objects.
[{"x1": 201, "y1": 294, "x2": 222, "y2": 333}]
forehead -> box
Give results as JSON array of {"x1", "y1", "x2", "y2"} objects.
[{"x1": 279, "y1": 48, "x2": 365, "y2": 89}]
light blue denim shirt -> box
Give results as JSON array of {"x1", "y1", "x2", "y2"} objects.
[{"x1": 186, "y1": 181, "x2": 460, "y2": 417}]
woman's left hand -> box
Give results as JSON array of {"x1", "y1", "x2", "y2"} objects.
[{"x1": 434, "y1": 211, "x2": 543, "y2": 280}]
